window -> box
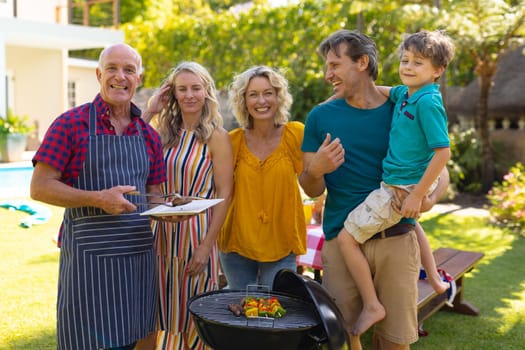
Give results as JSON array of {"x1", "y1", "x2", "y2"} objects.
[{"x1": 67, "y1": 80, "x2": 77, "y2": 108}]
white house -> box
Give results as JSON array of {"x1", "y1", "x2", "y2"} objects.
[{"x1": 0, "y1": 0, "x2": 123, "y2": 148}]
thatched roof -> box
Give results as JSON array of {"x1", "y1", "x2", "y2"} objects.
[{"x1": 447, "y1": 45, "x2": 525, "y2": 118}]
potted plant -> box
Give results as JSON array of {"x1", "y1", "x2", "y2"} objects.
[{"x1": 0, "y1": 109, "x2": 35, "y2": 162}]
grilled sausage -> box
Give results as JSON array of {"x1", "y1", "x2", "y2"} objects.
[
  {"x1": 171, "y1": 197, "x2": 192, "y2": 206},
  {"x1": 228, "y1": 303, "x2": 244, "y2": 317}
]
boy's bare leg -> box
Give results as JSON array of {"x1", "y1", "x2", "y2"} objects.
[
  {"x1": 415, "y1": 223, "x2": 448, "y2": 294},
  {"x1": 337, "y1": 228, "x2": 386, "y2": 335}
]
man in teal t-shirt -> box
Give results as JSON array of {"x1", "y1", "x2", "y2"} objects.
[{"x1": 300, "y1": 30, "x2": 449, "y2": 349}]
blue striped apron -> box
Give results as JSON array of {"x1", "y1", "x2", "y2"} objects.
[{"x1": 57, "y1": 104, "x2": 157, "y2": 350}]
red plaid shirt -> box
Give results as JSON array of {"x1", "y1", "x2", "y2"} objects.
[{"x1": 33, "y1": 93, "x2": 166, "y2": 186}]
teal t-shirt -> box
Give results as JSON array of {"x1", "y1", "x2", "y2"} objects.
[
  {"x1": 383, "y1": 84, "x2": 450, "y2": 185},
  {"x1": 302, "y1": 98, "x2": 414, "y2": 241}
]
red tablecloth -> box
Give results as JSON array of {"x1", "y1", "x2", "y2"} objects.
[{"x1": 296, "y1": 224, "x2": 324, "y2": 270}]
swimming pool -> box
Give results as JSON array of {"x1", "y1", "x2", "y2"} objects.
[{"x1": 0, "y1": 165, "x2": 33, "y2": 197}]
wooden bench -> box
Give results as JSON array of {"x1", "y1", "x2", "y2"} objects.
[{"x1": 417, "y1": 247, "x2": 484, "y2": 336}]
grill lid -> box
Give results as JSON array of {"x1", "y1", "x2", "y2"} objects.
[{"x1": 272, "y1": 269, "x2": 350, "y2": 350}]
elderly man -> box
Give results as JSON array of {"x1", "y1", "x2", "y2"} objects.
[{"x1": 31, "y1": 43, "x2": 165, "y2": 350}]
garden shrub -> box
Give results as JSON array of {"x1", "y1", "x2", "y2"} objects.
[
  {"x1": 487, "y1": 162, "x2": 525, "y2": 235},
  {"x1": 448, "y1": 126, "x2": 482, "y2": 194}
]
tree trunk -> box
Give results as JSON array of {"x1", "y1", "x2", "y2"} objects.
[
  {"x1": 357, "y1": 11, "x2": 364, "y2": 33},
  {"x1": 477, "y1": 73, "x2": 495, "y2": 193}
]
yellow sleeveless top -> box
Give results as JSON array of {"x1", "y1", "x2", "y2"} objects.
[{"x1": 218, "y1": 121, "x2": 306, "y2": 261}]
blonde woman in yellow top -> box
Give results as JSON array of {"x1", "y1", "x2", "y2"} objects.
[{"x1": 218, "y1": 65, "x2": 306, "y2": 289}]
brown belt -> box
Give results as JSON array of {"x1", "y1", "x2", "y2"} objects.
[{"x1": 369, "y1": 223, "x2": 415, "y2": 240}]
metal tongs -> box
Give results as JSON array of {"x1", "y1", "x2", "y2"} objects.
[{"x1": 127, "y1": 190, "x2": 202, "y2": 206}]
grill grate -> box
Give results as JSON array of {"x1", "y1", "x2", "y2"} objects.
[{"x1": 189, "y1": 291, "x2": 320, "y2": 330}]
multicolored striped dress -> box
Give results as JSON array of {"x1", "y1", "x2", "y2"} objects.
[{"x1": 154, "y1": 129, "x2": 218, "y2": 350}]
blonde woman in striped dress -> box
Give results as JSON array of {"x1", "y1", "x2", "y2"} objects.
[{"x1": 140, "y1": 62, "x2": 233, "y2": 350}]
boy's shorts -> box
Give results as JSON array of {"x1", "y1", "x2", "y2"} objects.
[
  {"x1": 344, "y1": 182, "x2": 403, "y2": 243},
  {"x1": 344, "y1": 180, "x2": 438, "y2": 243}
]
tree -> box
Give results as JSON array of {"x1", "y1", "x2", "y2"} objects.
[
  {"x1": 444, "y1": 0, "x2": 525, "y2": 192},
  {"x1": 122, "y1": 0, "x2": 521, "y2": 159},
  {"x1": 123, "y1": 0, "x2": 432, "y2": 121}
]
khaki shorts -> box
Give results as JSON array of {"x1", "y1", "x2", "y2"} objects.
[
  {"x1": 322, "y1": 229, "x2": 420, "y2": 345},
  {"x1": 345, "y1": 180, "x2": 438, "y2": 243}
]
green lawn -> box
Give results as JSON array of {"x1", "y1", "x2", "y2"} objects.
[
  {"x1": 1, "y1": 198, "x2": 524, "y2": 349},
  {"x1": 413, "y1": 212, "x2": 525, "y2": 350},
  {"x1": 0, "y1": 196, "x2": 62, "y2": 350}
]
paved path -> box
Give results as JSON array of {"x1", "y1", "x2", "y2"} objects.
[{"x1": 428, "y1": 203, "x2": 489, "y2": 217}]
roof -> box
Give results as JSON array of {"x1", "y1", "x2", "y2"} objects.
[
  {"x1": 1, "y1": 17, "x2": 123, "y2": 50},
  {"x1": 447, "y1": 45, "x2": 525, "y2": 117}
]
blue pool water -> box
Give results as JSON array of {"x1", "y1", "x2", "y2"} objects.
[{"x1": 0, "y1": 165, "x2": 33, "y2": 197}]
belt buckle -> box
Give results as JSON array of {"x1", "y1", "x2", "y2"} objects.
[{"x1": 380, "y1": 230, "x2": 387, "y2": 239}]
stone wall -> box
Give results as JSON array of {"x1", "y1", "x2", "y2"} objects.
[
  {"x1": 491, "y1": 129, "x2": 525, "y2": 166},
  {"x1": 456, "y1": 114, "x2": 525, "y2": 166}
]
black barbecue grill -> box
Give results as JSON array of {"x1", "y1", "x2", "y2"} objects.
[
  {"x1": 188, "y1": 269, "x2": 349, "y2": 350},
  {"x1": 189, "y1": 290, "x2": 320, "y2": 328}
]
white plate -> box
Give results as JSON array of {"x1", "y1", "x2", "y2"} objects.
[{"x1": 140, "y1": 198, "x2": 224, "y2": 216}]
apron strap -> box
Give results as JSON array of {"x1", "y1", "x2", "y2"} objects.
[{"x1": 89, "y1": 103, "x2": 97, "y2": 136}]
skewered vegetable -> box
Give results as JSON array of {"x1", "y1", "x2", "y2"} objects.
[{"x1": 242, "y1": 296, "x2": 286, "y2": 318}]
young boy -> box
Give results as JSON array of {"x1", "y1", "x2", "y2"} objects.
[{"x1": 337, "y1": 30, "x2": 456, "y2": 336}]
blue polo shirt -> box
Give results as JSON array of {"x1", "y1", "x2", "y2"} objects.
[{"x1": 383, "y1": 84, "x2": 450, "y2": 185}]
